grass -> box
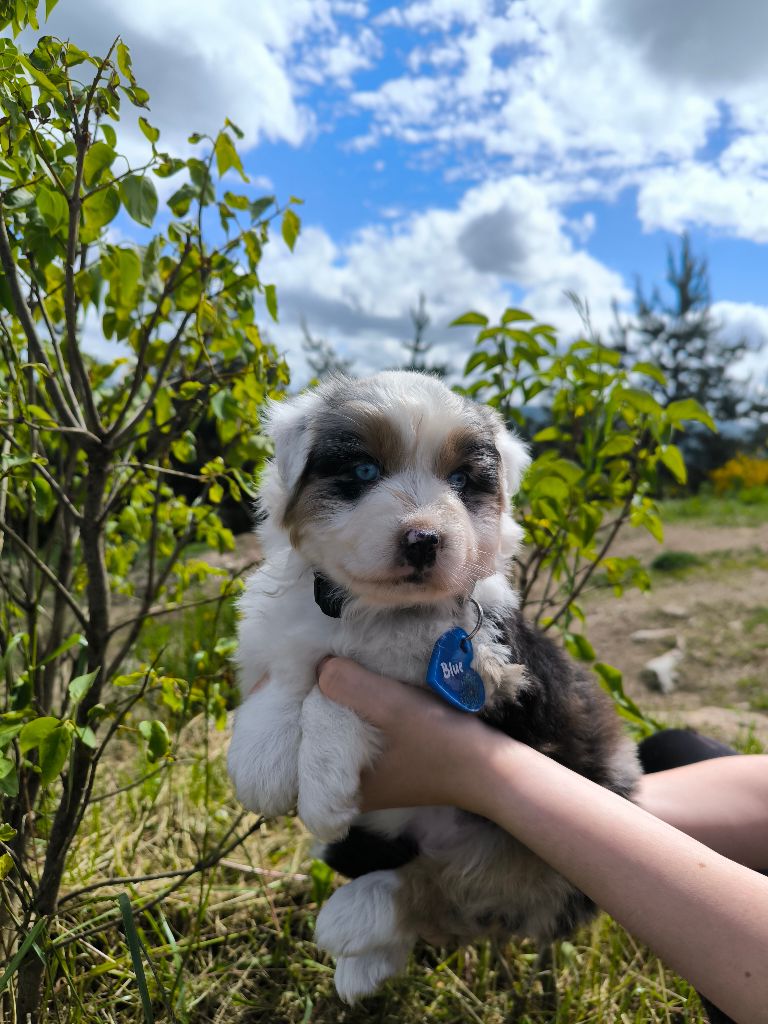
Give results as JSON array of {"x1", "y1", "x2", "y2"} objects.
[
  {"x1": 41, "y1": 743, "x2": 712, "y2": 1024},
  {"x1": 659, "y1": 485, "x2": 768, "y2": 527}
]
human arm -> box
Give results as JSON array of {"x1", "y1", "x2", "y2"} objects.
[{"x1": 317, "y1": 657, "x2": 768, "y2": 1024}]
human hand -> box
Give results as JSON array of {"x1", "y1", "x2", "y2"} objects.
[{"x1": 316, "y1": 656, "x2": 500, "y2": 813}]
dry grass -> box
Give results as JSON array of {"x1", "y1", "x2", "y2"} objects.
[{"x1": 43, "y1": 740, "x2": 714, "y2": 1024}]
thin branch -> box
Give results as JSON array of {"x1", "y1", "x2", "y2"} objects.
[
  {"x1": 110, "y1": 309, "x2": 195, "y2": 447},
  {"x1": 0, "y1": 393, "x2": 11, "y2": 562},
  {"x1": 107, "y1": 239, "x2": 194, "y2": 439},
  {"x1": 544, "y1": 484, "x2": 638, "y2": 631},
  {"x1": 28, "y1": 268, "x2": 84, "y2": 423},
  {"x1": 0, "y1": 520, "x2": 86, "y2": 627},
  {"x1": 108, "y1": 577, "x2": 254, "y2": 639},
  {"x1": 0, "y1": 207, "x2": 80, "y2": 429}
]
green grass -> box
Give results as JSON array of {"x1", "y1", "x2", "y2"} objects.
[{"x1": 660, "y1": 486, "x2": 768, "y2": 527}]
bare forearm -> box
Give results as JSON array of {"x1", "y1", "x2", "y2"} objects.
[
  {"x1": 470, "y1": 737, "x2": 768, "y2": 1024},
  {"x1": 635, "y1": 756, "x2": 768, "y2": 870}
]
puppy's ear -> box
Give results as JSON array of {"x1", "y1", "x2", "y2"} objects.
[
  {"x1": 265, "y1": 391, "x2": 319, "y2": 489},
  {"x1": 495, "y1": 428, "x2": 531, "y2": 498}
]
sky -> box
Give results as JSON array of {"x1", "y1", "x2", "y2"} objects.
[{"x1": 37, "y1": 0, "x2": 768, "y2": 388}]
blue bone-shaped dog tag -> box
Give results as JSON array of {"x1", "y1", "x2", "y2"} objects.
[{"x1": 426, "y1": 627, "x2": 485, "y2": 713}]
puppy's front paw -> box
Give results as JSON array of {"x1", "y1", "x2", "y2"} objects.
[
  {"x1": 474, "y1": 645, "x2": 527, "y2": 701},
  {"x1": 227, "y1": 690, "x2": 301, "y2": 818},
  {"x1": 297, "y1": 773, "x2": 358, "y2": 841},
  {"x1": 298, "y1": 687, "x2": 382, "y2": 840}
]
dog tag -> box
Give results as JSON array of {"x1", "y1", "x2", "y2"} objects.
[{"x1": 426, "y1": 628, "x2": 485, "y2": 713}]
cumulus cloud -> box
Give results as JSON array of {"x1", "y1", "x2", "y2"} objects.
[
  {"x1": 261, "y1": 175, "x2": 630, "y2": 381},
  {"x1": 41, "y1": 0, "x2": 370, "y2": 151},
  {"x1": 638, "y1": 164, "x2": 768, "y2": 242}
]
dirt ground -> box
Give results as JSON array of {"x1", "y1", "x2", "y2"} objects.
[{"x1": 580, "y1": 521, "x2": 768, "y2": 747}]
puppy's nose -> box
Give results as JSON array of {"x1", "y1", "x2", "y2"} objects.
[{"x1": 401, "y1": 528, "x2": 440, "y2": 569}]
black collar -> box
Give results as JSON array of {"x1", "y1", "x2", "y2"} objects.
[{"x1": 313, "y1": 571, "x2": 348, "y2": 618}]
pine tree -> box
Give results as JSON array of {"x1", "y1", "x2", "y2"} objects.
[
  {"x1": 614, "y1": 235, "x2": 751, "y2": 421},
  {"x1": 400, "y1": 293, "x2": 448, "y2": 376}
]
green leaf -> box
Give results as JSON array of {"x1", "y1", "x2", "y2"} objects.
[
  {"x1": 39, "y1": 725, "x2": 72, "y2": 784},
  {"x1": 38, "y1": 632, "x2": 86, "y2": 667},
  {"x1": 598, "y1": 436, "x2": 635, "y2": 458},
  {"x1": 0, "y1": 724, "x2": 22, "y2": 749},
  {"x1": 632, "y1": 361, "x2": 666, "y2": 386},
  {"x1": 0, "y1": 769, "x2": 18, "y2": 798},
  {"x1": 138, "y1": 720, "x2": 170, "y2": 762},
  {"x1": 666, "y1": 399, "x2": 716, "y2": 432},
  {"x1": 0, "y1": 823, "x2": 17, "y2": 842},
  {"x1": 532, "y1": 426, "x2": 560, "y2": 442},
  {"x1": 36, "y1": 186, "x2": 68, "y2": 233},
  {"x1": 0, "y1": 917, "x2": 46, "y2": 996},
  {"x1": 208, "y1": 481, "x2": 224, "y2": 504},
  {"x1": 501, "y1": 308, "x2": 535, "y2": 324},
  {"x1": 74, "y1": 725, "x2": 97, "y2": 749},
  {"x1": 450, "y1": 311, "x2": 489, "y2": 327},
  {"x1": 265, "y1": 283, "x2": 278, "y2": 322},
  {"x1": 118, "y1": 895, "x2": 154, "y2": 1024},
  {"x1": 281, "y1": 208, "x2": 300, "y2": 252},
  {"x1": 45, "y1": 0, "x2": 60, "y2": 17},
  {"x1": 68, "y1": 668, "x2": 99, "y2": 704},
  {"x1": 0, "y1": 852, "x2": 13, "y2": 879},
  {"x1": 117, "y1": 41, "x2": 134, "y2": 82},
  {"x1": 17, "y1": 53, "x2": 59, "y2": 95},
  {"x1": 101, "y1": 124, "x2": 117, "y2": 148},
  {"x1": 83, "y1": 141, "x2": 116, "y2": 186},
  {"x1": 214, "y1": 131, "x2": 247, "y2": 181},
  {"x1": 250, "y1": 196, "x2": 275, "y2": 220},
  {"x1": 619, "y1": 388, "x2": 663, "y2": 416},
  {"x1": 658, "y1": 444, "x2": 687, "y2": 484},
  {"x1": 565, "y1": 633, "x2": 596, "y2": 662},
  {"x1": 119, "y1": 175, "x2": 158, "y2": 228},
  {"x1": 19, "y1": 716, "x2": 58, "y2": 754},
  {"x1": 138, "y1": 116, "x2": 160, "y2": 144}
]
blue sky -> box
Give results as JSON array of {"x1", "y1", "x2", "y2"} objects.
[{"x1": 41, "y1": 0, "x2": 768, "y2": 388}]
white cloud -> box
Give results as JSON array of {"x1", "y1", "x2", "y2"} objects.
[
  {"x1": 261, "y1": 174, "x2": 629, "y2": 381},
  {"x1": 713, "y1": 301, "x2": 768, "y2": 388},
  {"x1": 638, "y1": 164, "x2": 768, "y2": 242},
  {"x1": 350, "y1": 0, "x2": 719, "y2": 173},
  {"x1": 41, "y1": 0, "x2": 370, "y2": 151}
]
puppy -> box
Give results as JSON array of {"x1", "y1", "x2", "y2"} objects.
[{"x1": 227, "y1": 371, "x2": 640, "y2": 1002}]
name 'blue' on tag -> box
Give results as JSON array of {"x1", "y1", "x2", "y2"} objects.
[{"x1": 426, "y1": 627, "x2": 485, "y2": 713}]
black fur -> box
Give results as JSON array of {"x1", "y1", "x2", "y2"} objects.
[{"x1": 323, "y1": 826, "x2": 420, "y2": 878}]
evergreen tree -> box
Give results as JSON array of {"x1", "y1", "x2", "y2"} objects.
[
  {"x1": 400, "y1": 293, "x2": 448, "y2": 376},
  {"x1": 614, "y1": 235, "x2": 752, "y2": 421},
  {"x1": 300, "y1": 317, "x2": 354, "y2": 378}
]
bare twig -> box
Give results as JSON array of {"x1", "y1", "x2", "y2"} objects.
[{"x1": 0, "y1": 520, "x2": 86, "y2": 627}]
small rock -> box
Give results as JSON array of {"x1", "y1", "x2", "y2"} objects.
[
  {"x1": 659, "y1": 604, "x2": 689, "y2": 619},
  {"x1": 630, "y1": 628, "x2": 679, "y2": 646},
  {"x1": 640, "y1": 648, "x2": 684, "y2": 695}
]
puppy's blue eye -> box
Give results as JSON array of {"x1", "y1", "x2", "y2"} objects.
[
  {"x1": 354, "y1": 462, "x2": 380, "y2": 482},
  {"x1": 448, "y1": 470, "x2": 468, "y2": 491}
]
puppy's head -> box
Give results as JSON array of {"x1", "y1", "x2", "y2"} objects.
[{"x1": 260, "y1": 371, "x2": 529, "y2": 607}]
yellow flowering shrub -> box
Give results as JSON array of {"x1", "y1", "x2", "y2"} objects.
[{"x1": 710, "y1": 453, "x2": 768, "y2": 494}]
